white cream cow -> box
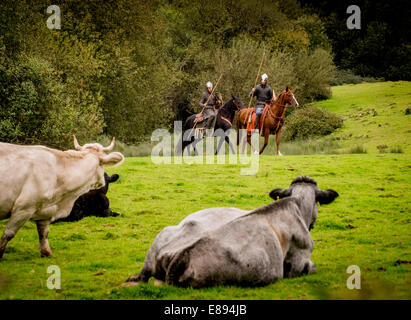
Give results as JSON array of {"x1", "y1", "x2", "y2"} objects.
[
  {"x1": 125, "y1": 176, "x2": 338, "y2": 288},
  {"x1": 0, "y1": 136, "x2": 124, "y2": 259}
]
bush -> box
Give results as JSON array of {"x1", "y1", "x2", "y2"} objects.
[
  {"x1": 349, "y1": 146, "x2": 367, "y2": 154},
  {"x1": 377, "y1": 144, "x2": 388, "y2": 153},
  {"x1": 390, "y1": 146, "x2": 403, "y2": 154},
  {"x1": 292, "y1": 48, "x2": 336, "y2": 102},
  {"x1": 0, "y1": 55, "x2": 104, "y2": 149},
  {"x1": 279, "y1": 136, "x2": 341, "y2": 155},
  {"x1": 282, "y1": 105, "x2": 343, "y2": 141},
  {"x1": 331, "y1": 69, "x2": 384, "y2": 86}
]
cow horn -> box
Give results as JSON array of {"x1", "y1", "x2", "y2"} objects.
[
  {"x1": 103, "y1": 137, "x2": 115, "y2": 152},
  {"x1": 73, "y1": 135, "x2": 82, "y2": 150}
]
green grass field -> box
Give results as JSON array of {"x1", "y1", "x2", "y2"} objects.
[
  {"x1": 0, "y1": 82, "x2": 410, "y2": 300},
  {"x1": 314, "y1": 81, "x2": 411, "y2": 154}
]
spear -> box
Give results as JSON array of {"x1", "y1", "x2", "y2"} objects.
[{"x1": 248, "y1": 51, "x2": 265, "y2": 108}]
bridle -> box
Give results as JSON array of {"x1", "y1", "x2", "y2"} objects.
[
  {"x1": 219, "y1": 97, "x2": 242, "y2": 128},
  {"x1": 265, "y1": 91, "x2": 298, "y2": 132},
  {"x1": 232, "y1": 97, "x2": 242, "y2": 111}
]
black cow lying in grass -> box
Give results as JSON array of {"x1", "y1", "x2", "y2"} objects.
[
  {"x1": 53, "y1": 173, "x2": 120, "y2": 223},
  {"x1": 124, "y1": 176, "x2": 338, "y2": 288}
]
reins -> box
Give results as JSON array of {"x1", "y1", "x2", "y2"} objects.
[
  {"x1": 257, "y1": 92, "x2": 288, "y2": 133},
  {"x1": 218, "y1": 98, "x2": 241, "y2": 128}
]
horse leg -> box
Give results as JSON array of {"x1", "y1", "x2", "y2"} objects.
[
  {"x1": 243, "y1": 135, "x2": 249, "y2": 154},
  {"x1": 236, "y1": 125, "x2": 240, "y2": 147},
  {"x1": 185, "y1": 141, "x2": 191, "y2": 155},
  {"x1": 181, "y1": 128, "x2": 193, "y2": 156},
  {"x1": 215, "y1": 134, "x2": 225, "y2": 155},
  {"x1": 259, "y1": 128, "x2": 270, "y2": 155},
  {"x1": 239, "y1": 127, "x2": 248, "y2": 154},
  {"x1": 191, "y1": 140, "x2": 196, "y2": 156},
  {"x1": 276, "y1": 127, "x2": 283, "y2": 156},
  {"x1": 182, "y1": 140, "x2": 189, "y2": 155},
  {"x1": 217, "y1": 135, "x2": 234, "y2": 155},
  {"x1": 226, "y1": 136, "x2": 235, "y2": 155},
  {"x1": 246, "y1": 135, "x2": 258, "y2": 154},
  {"x1": 192, "y1": 137, "x2": 201, "y2": 156}
]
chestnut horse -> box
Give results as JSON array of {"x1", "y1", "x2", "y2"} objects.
[{"x1": 236, "y1": 87, "x2": 299, "y2": 155}]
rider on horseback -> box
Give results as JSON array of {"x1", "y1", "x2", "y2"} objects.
[
  {"x1": 249, "y1": 74, "x2": 274, "y2": 131},
  {"x1": 199, "y1": 81, "x2": 220, "y2": 132}
]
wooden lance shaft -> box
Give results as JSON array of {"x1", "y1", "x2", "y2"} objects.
[{"x1": 248, "y1": 52, "x2": 265, "y2": 109}]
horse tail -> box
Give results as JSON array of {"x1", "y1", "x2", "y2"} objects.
[{"x1": 175, "y1": 118, "x2": 189, "y2": 156}]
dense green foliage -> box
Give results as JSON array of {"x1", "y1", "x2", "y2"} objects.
[
  {"x1": 283, "y1": 106, "x2": 343, "y2": 141},
  {"x1": 1, "y1": 0, "x2": 406, "y2": 147},
  {"x1": 0, "y1": 0, "x2": 336, "y2": 148},
  {"x1": 300, "y1": 0, "x2": 410, "y2": 80},
  {"x1": 330, "y1": 69, "x2": 383, "y2": 86},
  {"x1": 0, "y1": 53, "x2": 104, "y2": 147}
]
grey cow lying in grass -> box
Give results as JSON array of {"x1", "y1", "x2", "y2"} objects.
[{"x1": 124, "y1": 176, "x2": 338, "y2": 288}]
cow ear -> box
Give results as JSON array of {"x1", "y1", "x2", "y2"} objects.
[
  {"x1": 316, "y1": 189, "x2": 339, "y2": 205},
  {"x1": 108, "y1": 174, "x2": 119, "y2": 183},
  {"x1": 100, "y1": 152, "x2": 124, "y2": 167},
  {"x1": 269, "y1": 188, "x2": 291, "y2": 200}
]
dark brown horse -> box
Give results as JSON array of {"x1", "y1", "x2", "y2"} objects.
[
  {"x1": 236, "y1": 87, "x2": 299, "y2": 155},
  {"x1": 176, "y1": 96, "x2": 245, "y2": 156}
]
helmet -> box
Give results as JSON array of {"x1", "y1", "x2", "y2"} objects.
[
  {"x1": 261, "y1": 74, "x2": 268, "y2": 81},
  {"x1": 206, "y1": 81, "x2": 213, "y2": 88}
]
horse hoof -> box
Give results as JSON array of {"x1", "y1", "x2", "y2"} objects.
[
  {"x1": 253, "y1": 151, "x2": 259, "y2": 155},
  {"x1": 278, "y1": 152, "x2": 283, "y2": 156}
]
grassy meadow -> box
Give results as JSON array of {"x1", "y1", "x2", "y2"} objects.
[{"x1": 0, "y1": 82, "x2": 410, "y2": 300}]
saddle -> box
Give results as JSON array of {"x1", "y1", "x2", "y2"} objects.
[
  {"x1": 245, "y1": 103, "x2": 270, "y2": 136},
  {"x1": 194, "y1": 103, "x2": 220, "y2": 127}
]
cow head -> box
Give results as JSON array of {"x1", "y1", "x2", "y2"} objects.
[
  {"x1": 101, "y1": 173, "x2": 119, "y2": 195},
  {"x1": 269, "y1": 176, "x2": 338, "y2": 230},
  {"x1": 72, "y1": 135, "x2": 124, "y2": 189},
  {"x1": 93, "y1": 172, "x2": 121, "y2": 217}
]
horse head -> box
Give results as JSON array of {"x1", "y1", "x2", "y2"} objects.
[
  {"x1": 230, "y1": 95, "x2": 245, "y2": 111},
  {"x1": 278, "y1": 87, "x2": 299, "y2": 107}
]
